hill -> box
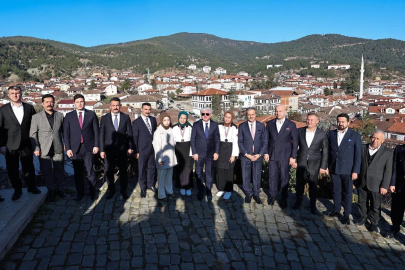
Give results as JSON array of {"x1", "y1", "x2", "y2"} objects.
[{"x1": 1, "y1": 33, "x2": 404, "y2": 81}]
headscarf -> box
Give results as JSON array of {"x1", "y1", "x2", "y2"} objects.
[
  {"x1": 177, "y1": 111, "x2": 191, "y2": 128},
  {"x1": 223, "y1": 110, "x2": 235, "y2": 127},
  {"x1": 159, "y1": 112, "x2": 171, "y2": 130}
]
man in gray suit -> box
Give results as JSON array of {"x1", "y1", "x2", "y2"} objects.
[
  {"x1": 354, "y1": 130, "x2": 392, "y2": 233},
  {"x1": 30, "y1": 94, "x2": 65, "y2": 202}
]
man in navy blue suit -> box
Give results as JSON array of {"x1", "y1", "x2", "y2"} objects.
[
  {"x1": 265, "y1": 105, "x2": 298, "y2": 208},
  {"x1": 64, "y1": 94, "x2": 99, "y2": 201},
  {"x1": 238, "y1": 108, "x2": 268, "y2": 204},
  {"x1": 190, "y1": 107, "x2": 220, "y2": 202},
  {"x1": 100, "y1": 97, "x2": 133, "y2": 200},
  {"x1": 132, "y1": 102, "x2": 157, "y2": 198},
  {"x1": 327, "y1": 113, "x2": 361, "y2": 225}
]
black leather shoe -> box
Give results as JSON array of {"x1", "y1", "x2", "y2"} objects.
[
  {"x1": 354, "y1": 217, "x2": 366, "y2": 226},
  {"x1": 148, "y1": 187, "x2": 157, "y2": 193},
  {"x1": 46, "y1": 190, "x2": 56, "y2": 202},
  {"x1": 267, "y1": 197, "x2": 275, "y2": 205},
  {"x1": 386, "y1": 230, "x2": 398, "y2": 239},
  {"x1": 245, "y1": 196, "x2": 252, "y2": 203},
  {"x1": 280, "y1": 198, "x2": 288, "y2": 209},
  {"x1": 89, "y1": 187, "x2": 98, "y2": 201},
  {"x1": 367, "y1": 225, "x2": 379, "y2": 233},
  {"x1": 253, "y1": 196, "x2": 262, "y2": 204},
  {"x1": 310, "y1": 207, "x2": 319, "y2": 215},
  {"x1": 12, "y1": 190, "x2": 22, "y2": 201},
  {"x1": 28, "y1": 186, "x2": 41, "y2": 194},
  {"x1": 328, "y1": 211, "x2": 340, "y2": 217},
  {"x1": 0, "y1": 196, "x2": 4, "y2": 202},
  {"x1": 167, "y1": 193, "x2": 175, "y2": 198},
  {"x1": 197, "y1": 191, "x2": 204, "y2": 201},
  {"x1": 341, "y1": 216, "x2": 350, "y2": 225},
  {"x1": 292, "y1": 202, "x2": 301, "y2": 210},
  {"x1": 75, "y1": 195, "x2": 83, "y2": 201},
  {"x1": 57, "y1": 190, "x2": 66, "y2": 198},
  {"x1": 141, "y1": 190, "x2": 146, "y2": 198},
  {"x1": 121, "y1": 193, "x2": 129, "y2": 199},
  {"x1": 106, "y1": 190, "x2": 115, "y2": 200}
]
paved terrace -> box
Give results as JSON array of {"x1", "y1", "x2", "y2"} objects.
[{"x1": 1, "y1": 182, "x2": 405, "y2": 270}]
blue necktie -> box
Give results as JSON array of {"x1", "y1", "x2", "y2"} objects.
[
  {"x1": 205, "y1": 123, "x2": 209, "y2": 139},
  {"x1": 114, "y1": 115, "x2": 118, "y2": 131}
]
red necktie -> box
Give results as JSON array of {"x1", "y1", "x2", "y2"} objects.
[{"x1": 79, "y1": 112, "x2": 83, "y2": 143}]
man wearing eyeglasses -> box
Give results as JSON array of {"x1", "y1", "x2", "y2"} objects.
[
  {"x1": 190, "y1": 108, "x2": 220, "y2": 202},
  {"x1": 0, "y1": 86, "x2": 40, "y2": 201}
]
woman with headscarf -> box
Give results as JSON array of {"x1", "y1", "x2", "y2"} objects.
[
  {"x1": 152, "y1": 112, "x2": 177, "y2": 200},
  {"x1": 216, "y1": 111, "x2": 239, "y2": 200},
  {"x1": 172, "y1": 111, "x2": 194, "y2": 196}
]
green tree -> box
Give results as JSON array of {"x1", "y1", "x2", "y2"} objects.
[
  {"x1": 211, "y1": 94, "x2": 222, "y2": 121},
  {"x1": 352, "y1": 116, "x2": 375, "y2": 142},
  {"x1": 89, "y1": 80, "x2": 97, "y2": 90},
  {"x1": 120, "y1": 79, "x2": 131, "y2": 92},
  {"x1": 324, "y1": 88, "x2": 331, "y2": 96},
  {"x1": 151, "y1": 79, "x2": 157, "y2": 89},
  {"x1": 228, "y1": 89, "x2": 238, "y2": 109},
  {"x1": 176, "y1": 88, "x2": 183, "y2": 95},
  {"x1": 333, "y1": 81, "x2": 338, "y2": 89}
]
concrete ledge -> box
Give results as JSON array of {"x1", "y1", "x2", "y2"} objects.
[{"x1": 0, "y1": 187, "x2": 47, "y2": 261}]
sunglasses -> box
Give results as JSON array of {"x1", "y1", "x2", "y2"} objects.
[{"x1": 201, "y1": 113, "x2": 210, "y2": 116}]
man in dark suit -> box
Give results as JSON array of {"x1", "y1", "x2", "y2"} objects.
[
  {"x1": 354, "y1": 130, "x2": 392, "y2": 233},
  {"x1": 100, "y1": 97, "x2": 133, "y2": 199},
  {"x1": 387, "y1": 144, "x2": 405, "y2": 238},
  {"x1": 63, "y1": 94, "x2": 99, "y2": 201},
  {"x1": 190, "y1": 107, "x2": 220, "y2": 202},
  {"x1": 292, "y1": 112, "x2": 328, "y2": 214},
  {"x1": 0, "y1": 86, "x2": 40, "y2": 201},
  {"x1": 327, "y1": 113, "x2": 361, "y2": 225},
  {"x1": 132, "y1": 102, "x2": 157, "y2": 198},
  {"x1": 30, "y1": 94, "x2": 65, "y2": 202},
  {"x1": 265, "y1": 105, "x2": 298, "y2": 208},
  {"x1": 238, "y1": 108, "x2": 268, "y2": 204}
]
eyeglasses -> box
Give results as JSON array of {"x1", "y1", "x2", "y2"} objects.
[{"x1": 201, "y1": 113, "x2": 210, "y2": 116}]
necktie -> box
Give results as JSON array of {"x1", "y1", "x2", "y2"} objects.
[
  {"x1": 114, "y1": 115, "x2": 118, "y2": 131},
  {"x1": 79, "y1": 112, "x2": 83, "y2": 143},
  {"x1": 251, "y1": 123, "x2": 255, "y2": 152},
  {"x1": 205, "y1": 123, "x2": 209, "y2": 139},
  {"x1": 145, "y1": 117, "x2": 152, "y2": 134}
]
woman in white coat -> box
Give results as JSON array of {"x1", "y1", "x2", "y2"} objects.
[{"x1": 152, "y1": 112, "x2": 177, "y2": 200}]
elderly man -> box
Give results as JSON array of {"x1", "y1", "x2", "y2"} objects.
[
  {"x1": 265, "y1": 105, "x2": 298, "y2": 208},
  {"x1": 30, "y1": 94, "x2": 65, "y2": 202},
  {"x1": 354, "y1": 130, "x2": 392, "y2": 233},
  {"x1": 190, "y1": 107, "x2": 220, "y2": 202}
]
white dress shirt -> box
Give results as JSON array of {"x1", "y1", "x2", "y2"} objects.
[
  {"x1": 76, "y1": 109, "x2": 84, "y2": 122},
  {"x1": 337, "y1": 128, "x2": 348, "y2": 147},
  {"x1": 203, "y1": 120, "x2": 210, "y2": 132},
  {"x1": 369, "y1": 145, "x2": 381, "y2": 156},
  {"x1": 306, "y1": 128, "x2": 316, "y2": 148},
  {"x1": 111, "y1": 113, "x2": 120, "y2": 127},
  {"x1": 249, "y1": 121, "x2": 256, "y2": 137},
  {"x1": 11, "y1": 102, "x2": 24, "y2": 124},
  {"x1": 276, "y1": 118, "x2": 285, "y2": 133}
]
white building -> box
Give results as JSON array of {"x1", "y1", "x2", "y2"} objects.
[
  {"x1": 234, "y1": 91, "x2": 257, "y2": 108},
  {"x1": 188, "y1": 64, "x2": 197, "y2": 70},
  {"x1": 136, "y1": 83, "x2": 153, "y2": 95},
  {"x1": 83, "y1": 90, "x2": 101, "y2": 101},
  {"x1": 368, "y1": 86, "x2": 384, "y2": 95},
  {"x1": 202, "y1": 66, "x2": 211, "y2": 73},
  {"x1": 191, "y1": 88, "x2": 230, "y2": 115},
  {"x1": 328, "y1": 64, "x2": 351, "y2": 70},
  {"x1": 105, "y1": 84, "x2": 118, "y2": 96},
  {"x1": 311, "y1": 64, "x2": 320, "y2": 68},
  {"x1": 214, "y1": 67, "x2": 227, "y2": 75}
]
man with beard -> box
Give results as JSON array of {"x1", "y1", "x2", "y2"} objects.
[
  {"x1": 30, "y1": 94, "x2": 65, "y2": 202},
  {"x1": 327, "y1": 113, "x2": 361, "y2": 225}
]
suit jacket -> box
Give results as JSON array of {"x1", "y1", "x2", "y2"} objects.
[
  {"x1": 29, "y1": 110, "x2": 64, "y2": 157},
  {"x1": 266, "y1": 118, "x2": 298, "y2": 161},
  {"x1": 0, "y1": 102, "x2": 36, "y2": 150},
  {"x1": 296, "y1": 127, "x2": 328, "y2": 173},
  {"x1": 99, "y1": 112, "x2": 133, "y2": 154},
  {"x1": 238, "y1": 120, "x2": 268, "y2": 159},
  {"x1": 328, "y1": 128, "x2": 361, "y2": 175},
  {"x1": 132, "y1": 115, "x2": 157, "y2": 156},
  {"x1": 63, "y1": 109, "x2": 99, "y2": 153},
  {"x1": 390, "y1": 144, "x2": 405, "y2": 193},
  {"x1": 190, "y1": 120, "x2": 220, "y2": 159},
  {"x1": 356, "y1": 144, "x2": 392, "y2": 192}
]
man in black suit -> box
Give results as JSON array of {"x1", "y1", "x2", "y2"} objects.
[
  {"x1": 132, "y1": 102, "x2": 157, "y2": 198},
  {"x1": 327, "y1": 113, "x2": 361, "y2": 225},
  {"x1": 354, "y1": 130, "x2": 392, "y2": 234},
  {"x1": 190, "y1": 107, "x2": 220, "y2": 202},
  {"x1": 63, "y1": 94, "x2": 99, "y2": 201},
  {"x1": 292, "y1": 112, "x2": 328, "y2": 214},
  {"x1": 387, "y1": 144, "x2": 405, "y2": 238},
  {"x1": 265, "y1": 105, "x2": 298, "y2": 208},
  {"x1": 100, "y1": 97, "x2": 133, "y2": 199},
  {"x1": 0, "y1": 86, "x2": 40, "y2": 201}
]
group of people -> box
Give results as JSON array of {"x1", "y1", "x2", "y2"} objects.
[{"x1": 0, "y1": 86, "x2": 404, "y2": 239}]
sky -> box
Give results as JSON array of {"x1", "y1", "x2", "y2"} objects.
[{"x1": 1, "y1": 0, "x2": 404, "y2": 47}]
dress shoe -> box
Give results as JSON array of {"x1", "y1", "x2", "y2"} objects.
[
  {"x1": 148, "y1": 187, "x2": 157, "y2": 193},
  {"x1": 0, "y1": 196, "x2": 4, "y2": 202},
  {"x1": 253, "y1": 196, "x2": 262, "y2": 204},
  {"x1": 28, "y1": 186, "x2": 41, "y2": 194},
  {"x1": 280, "y1": 198, "x2": 288, "y2": 209},
  {"x1": 106, "y1": 190, "x2": 116, "y2": 200},
  {"x1": 216, "y1": 191, "x2": 224, "y2": 197},
  {"x1": 167, "y1": 193, "x2": 175, "y2": 198},
  {"x1": 327, "y1": 211, "x2": 340, "y2": 217},
  {"x1": 385, "y1": 230, "x2": 398, "y2": 239},
  {"x1": 75, "y1": 195, "x2": 84, "y2": 201},
  {"x1": 46, "y1": 190, "x2": 56, "y2": 202},
  {"x1": 354, "y1": 217, "x2": 366, "y2": 226},
  {"x1": 89, "y1": 187, "x2": 98, "y2": 201},
  {"x1": 186, "y1": 189, "x2": 192, "y2": 196},
  {"x1": 341, "y1": 216, "x2": 351, "y2": 225},
  {"x1": 367, "y1": 225, "x2": 379, "y2": 233},
  {"x1": 223, "y1": 192, "x2": 232, "y2": 200},
  {"x1": 245, "y1": 196, "x2": 252, "y2": 203},
  {"x1": 140, "y1": 190, "x2": 146, "y2": 198},
  {"x1": 12, "y1": 191, "x2": 22, "y2": 201},
  {"x1": 122, "y1": 193, "x2": 130, "y2": 199},
  {"x1": 180, "y1": 189, "x2": 186, "y2": 195},
  {"x1": 292, "y1": 202, "x2": 301, "y2": 210},
  {"x1": 197, "y1": 191, "x2": 204, "y2": 201},
  {"x1": 310, "y1": 207, "x2": 319, "y2": 215},
  {"x1": 158, "y1": 197, "x2": 167, "y2": 201},
  {"x1": 57, "y1": 190, "x2": 66, "y2": 198},
  {"x1": 267, "y1": 197, "x2": 275, "y2": 205}
]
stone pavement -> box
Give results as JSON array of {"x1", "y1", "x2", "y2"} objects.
[{"x1": 1, "y1": 182, "x2": 405, "y2": 270}]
